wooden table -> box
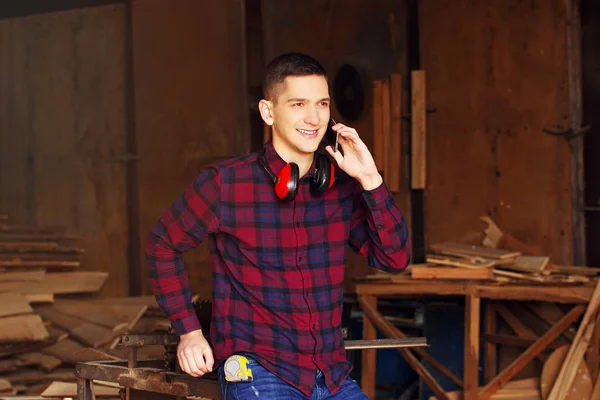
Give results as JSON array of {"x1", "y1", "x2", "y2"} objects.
[{"x1": 355, "y1": 280, "x2": 597, "y2": 400}]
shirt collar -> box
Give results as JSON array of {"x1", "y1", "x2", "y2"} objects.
[{"x1": 262, "y1": 141, "x2": 317, "y2": 178}]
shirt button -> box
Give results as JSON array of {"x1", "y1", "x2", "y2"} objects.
[
  {"x1": 312, "y1": 324, "x2": 316, "y2": 329},
  {"x1": 299, "y1": 257, "x2": 303, "y2": 262},
  {"x1": 296, "y1": 222, "x2": 301, "y2": 227}
]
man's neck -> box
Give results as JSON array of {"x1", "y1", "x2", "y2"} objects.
[{"x1": 272, "y1": 139, "x2": 314, "y2": 177}]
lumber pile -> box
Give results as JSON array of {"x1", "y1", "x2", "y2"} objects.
[
  {"x1": 0, "y1": 216, "x2": 175, "y2": 398},
  {"x1": 363, "y1": 216, "x2": 599, "y2": 285}
]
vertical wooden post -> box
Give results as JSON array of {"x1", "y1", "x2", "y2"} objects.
[
  {"x1": 381, "y1": 79, "x2": 391, "y2": 181},
  {"x1": 411, "y1": 70, "x2": 426, "y2": 189},
  {"x1": 484, "y1": 302, "x2": 497, "y2": 383},
  {"x1": 464, "y1": 294, "x2": 481, "y2": 400},
  {"x1": 372, "y1": 81, "x2": 384, "y2": 173},
  {"x1": 389, "y1": 74, "x2": 402, "y2": 193},
  {"x1": 361, "y1": 295, "x2": 378, "y2": 399}
]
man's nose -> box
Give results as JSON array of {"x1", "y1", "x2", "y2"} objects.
[{"x1": 304, "y1": 107, "x2": 320, "y2": 125}]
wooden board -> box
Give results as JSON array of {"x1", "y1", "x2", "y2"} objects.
[
  {"x1": 411, "y1": 70, "x2": 426, "y2": 189},
  {"x1": 17, "y1": 352, "x2": 62, "y2": 372},
  {"x1": 412, "y1": 266, "x2": 493, "y2": 280},
  {"x1": 373, "y1": 80, "x2": 384, "y2": 172},
  {"x1": 0, "y1": 271, "x2": 108, "y2": 294},
  {"x1": 431, "y1": 242, "x2": 521, "y2": 260},
  {"x1": 0, "y1": 293, "x2": 32, "y2": 317},
  {"x1": 0, "y1": 314, "x2": 48, "y2": 342},
  {"x1": 541, "y1": 345, "x2": 593, "y2": 399},
  {"x1": 382, "y1": 78, "x2": 391, "y2": 181},
  {"x1": 41, "y1": 381, "x2": 119, "y2": 397},
  {"x1": 388, "y1": 73, "x2": 402, "y2": 192},
  {"x1": 0, "y1": 269, "x2": 45, "y2": 282}
]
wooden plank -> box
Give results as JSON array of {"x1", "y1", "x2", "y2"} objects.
[
  {"x1": 479, "y1": 305, "x2": 585, "y2": 400},
  {"x1": 0, "y1": 293, "x2": 33, "y2": 317},
  {"x1": 547, "y1": 264, "x2": 600, "y2": 276},
  {"x1": 359, "y1": 296, "x2": 450, "y2": 400},
  {"x1": 382, "y1": 78, "x2": 391, "y2": 182},
  {"x1": 1, "y1": 368, "x2": 75, "y2": 386},
  {"x1": 464, "y1": 295, "x2": 480, "y2": 400},
  {"x1": 588, "y1": 313, "x2": 600, "y2": 382},
  {"x1": 0, "y1": 271, "x2": 108, "y2": 294},
  {"x1": 492, "y1": 269, "x2": 546, "y2": 283},
  {"x1": 547, "y1": 279, "x2": 600, "y2": 400},
  {"x1": 41, "y1": 381, "x2": 119, "y2": 398},
  {"x1": 388, "y1": 73, "x2": 402, "y2": 192},
  {"x1": 484, "y1": 303, "x2": 497, "y2": 383},
  {"x1": 412, "y1": 266, "x2": 493, "y2": 280},
  {"x1": 360, "y1": 295, "x2": 377, "y2": 399},
  {"x1": 426, "y1": 255, "x2": 496, "y2": 269},
  {"x1": 411, "y1": 70, "x2": 426, "y2": 189},
  {"x1": 0, "y1": 314, "x2": 48, "y2": 342},
  {"x1": 502, "y1": 256, "x2": 550, "y2": 274},
  {"x1": 474, "y1": 285, "x2": 594, "y2": 303},
  {"x1": 431, "y1": 242, "x2": 521, "y2": 260},
  {"x1": 17, "y1": 352, "x2": 62, "y2": 372},
  {"x1": 0, "y1": 269, "x2": 45, "y2": 282},
  {"x1": 24, "y1": 293, "x2": 54, "y2": 304},
  {"x1": 373, "y1": 80, "x2": 384, "y2": 172},
  {"x1": 0, "y1": 242, "x2": 83, "y2": 253},
  {"x1": 0, "y1": 259, "x2": 79, "y2": 268}
]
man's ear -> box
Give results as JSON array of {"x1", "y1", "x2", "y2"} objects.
[{"x1": 258, "y1": 99, "x2": 274, "y2": 126}]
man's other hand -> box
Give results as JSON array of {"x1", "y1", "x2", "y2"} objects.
[{"x1": 177, "y1": 329, "x2": 214, "y2": 377}]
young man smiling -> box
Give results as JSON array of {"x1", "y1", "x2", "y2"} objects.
[{"x1": 146, "y1": 53, "x2": 410, "y2": 399}]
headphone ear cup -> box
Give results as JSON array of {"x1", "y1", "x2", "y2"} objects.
[
  {"x1": 275, "y1": 162, "x2": 299, "y2": 201},
  {"x1": 311, "y1": 154, "x2": 332, "y2": 196}
]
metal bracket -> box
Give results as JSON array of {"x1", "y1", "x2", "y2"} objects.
[{"x1": 542, "y1": 124, "x2": 591, "y2": 139}]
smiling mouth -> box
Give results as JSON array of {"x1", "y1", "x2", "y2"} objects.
[{"x1": 297, "y1": 128, "x2": 319, "y2": 136}]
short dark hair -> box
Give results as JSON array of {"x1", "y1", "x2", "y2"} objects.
[{"x1": 263, "y1": 53, "x2": 327, "y2": 102}]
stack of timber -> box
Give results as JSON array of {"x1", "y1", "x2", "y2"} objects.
[
  {"x1": 0, "y1": 216, "x2": 177, "y2": 398},
  {"x1": 363, "y1": 216, "x2": 599, "y2": 285}
]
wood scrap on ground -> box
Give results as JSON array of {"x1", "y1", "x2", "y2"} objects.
[{"x1": 0, "y1": 216, "x2": 176, "y2": 397}]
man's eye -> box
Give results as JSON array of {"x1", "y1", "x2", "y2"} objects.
[{"x1": 294, "y1": 103, "x2": 304, "y2": 107}]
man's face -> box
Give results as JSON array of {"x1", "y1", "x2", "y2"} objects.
[{"x1": 270, "y1": 75, "x2": 330, "y2": 158}]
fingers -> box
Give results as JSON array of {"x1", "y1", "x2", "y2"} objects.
[
  {"x1": 326, "y1": 145, "x2": 344, "y2": 165},
  {"x1": 203, "y1": 348, "x2": 215, "y2": 372},
  {"x1": 178, "y1": 342, "x2": 214, "y2": 377}
]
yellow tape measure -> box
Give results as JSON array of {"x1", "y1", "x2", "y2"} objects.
[{"x1": 224, "y1": 355, "x2": 253, "y2": 382}]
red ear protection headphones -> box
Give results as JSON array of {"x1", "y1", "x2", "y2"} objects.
[{"x1": 258, "y1": 152, "x2": 336, "y2": 202}]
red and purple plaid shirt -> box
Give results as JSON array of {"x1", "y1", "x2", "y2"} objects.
[{"x1": 146, "y1": 142, "x2": 410, "y2": 396}]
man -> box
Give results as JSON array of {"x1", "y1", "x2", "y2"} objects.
[{"x1": 146, "y1": 53, "x2": 410, "y2": 399}]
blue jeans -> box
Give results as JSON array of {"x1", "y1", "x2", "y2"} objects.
[{"x1": 218, "y1": 357, "x2": 368, "y2": 400}]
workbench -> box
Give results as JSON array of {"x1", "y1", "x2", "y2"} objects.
[{"x1": 355, "y1": 280, "x2": 598, "y2": 400}]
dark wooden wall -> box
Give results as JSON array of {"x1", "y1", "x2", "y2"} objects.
[
  {"x1": 0, "y1": 5, "x2": 129, "y2": 296},
  {"x1": 0, "y1": 1, "x2": 249, "y2": 299},
  {"x1": 133, "y1": 0, "x2": 249, "y2": 297},
  {"x1": 419, "y1": 0, "x2": 574, "y2": 265}
]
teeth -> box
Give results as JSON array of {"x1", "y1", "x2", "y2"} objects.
[{"x1": 298, "y1": 129, "x2": 317, "y2": 135}]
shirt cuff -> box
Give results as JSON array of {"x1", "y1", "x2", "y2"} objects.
[
  {"x1": 171, "y1": 310, "x2": 202, "y2": 336},
  {"x1": 362, "y1": 181, "x2": 391, "y2": 210}
]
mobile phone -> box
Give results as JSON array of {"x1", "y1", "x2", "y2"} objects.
[{"x1": 324, "y1": 118, "x2": 339, "y2": 152}]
